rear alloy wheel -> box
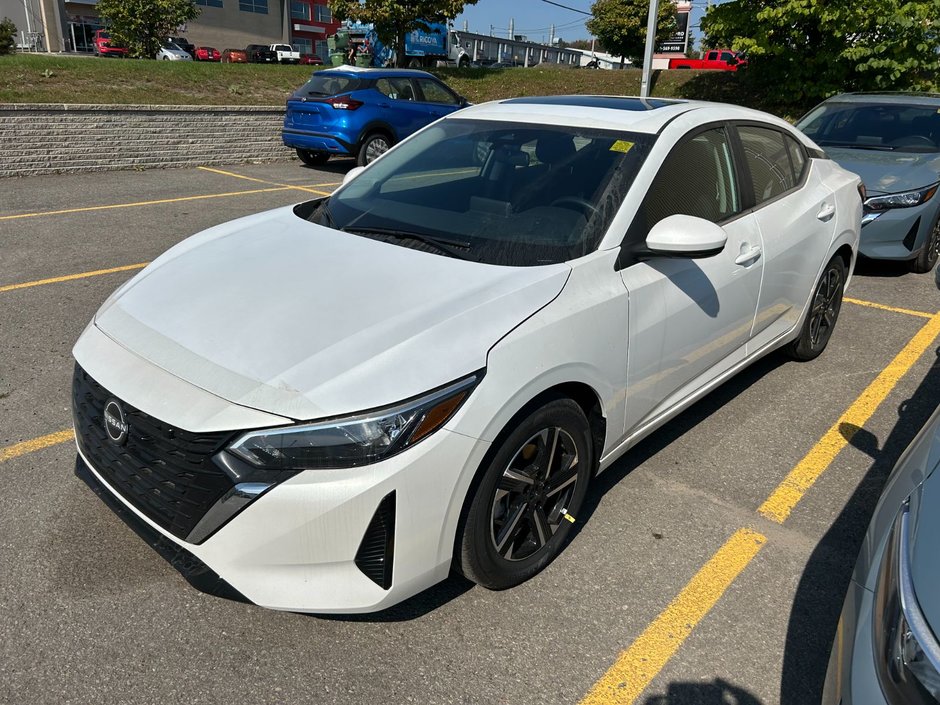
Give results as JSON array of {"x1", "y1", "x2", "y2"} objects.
[
  {"x1": 787, "y1": 255, "x2": 846, "y2": 361},
  {"x1": 910, "y1": 212, "x2": 940, "y2": 273},
  {"x1": 457, "y1": 399, "x2": 593, "y2": 589},
  {"x1": 358, "y1": 133, "x2": 391, "y2": 166},
  {"x1": 295, "y1": 148, "x2": 330, "y2": 167}
]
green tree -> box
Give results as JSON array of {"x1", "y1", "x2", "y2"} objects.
[
  {"x1": 586, "y1": 0, "x2": 676, "y2": 68},
  {"x1": 0, "y1": 17, "x2": 16, "y2": 55},
  {"x1": 96, "y1": 0, "x2": 199, "y2": 59},
  {"x1": 702, "y1": 0, "x2": 940, "y2": 110},
  {"x1": 328, "y1": 0, "x2": 478, "y2": 67}
]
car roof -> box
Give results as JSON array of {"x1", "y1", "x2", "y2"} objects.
[
  {"x1": 823, "y1": 92, "x2": 940, "y2": 107},
  {"x1": 318, "y1": 67, "x2": 438, "y2": 80},
  {"x1": 454, "y1": 96, "x2": 790, "y2": 135}
]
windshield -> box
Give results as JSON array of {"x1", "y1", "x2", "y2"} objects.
[
  {"x1": 797, "y1": 101, "x2": 940, "y2": 153},
  {"x1": 306, "y1": 119, "x2": 654, "y2": 266}
]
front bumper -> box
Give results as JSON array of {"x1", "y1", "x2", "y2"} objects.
[
  {"x1": 859, "y1": 200, "x2": 939, "y2": 261},
  {"x1": 75, "y1": 419, "x2": 489, "y2": 614}
]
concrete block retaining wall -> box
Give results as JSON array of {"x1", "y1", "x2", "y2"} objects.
[{"x1": 0, "y1": 104, "x2": 292, "y2": 178}]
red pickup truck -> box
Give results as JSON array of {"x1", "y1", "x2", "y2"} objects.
[{"x1": 669, "y1": 49, "x2": 747, "y2": 71}]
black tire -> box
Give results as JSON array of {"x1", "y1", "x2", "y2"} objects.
[
  {"x1": 458, "y1": 56, "x2": 470, "y2": 68},
  {"x1": 456, "y1": 398, "x2": 593, "y2": 590},
  {"x1": 295, "y1": 148, "x2": 330, "y2": 167},
  {"x1": 787, "y1": 255, "x2": 846, "y2": 361},
  {"x1": 357, "y1": 132, "x2": 392, "y2": 166},
  {"x1": 909, "y1": 211, "x2": 940, "y2": 273}
]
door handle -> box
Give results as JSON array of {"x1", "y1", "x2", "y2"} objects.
[
  {"x1": 735, "y1": 245, "x2": 762, "y2": 266},
  {"x1": 378, "y1": 102, "x2": 391, "y2": 108},
  {"x1": 816, "y1": 204, "x2": 836, "y2": 222}
]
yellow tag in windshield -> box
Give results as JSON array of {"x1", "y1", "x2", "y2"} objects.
[{"x1": 610, "y1": 140, "x2": 634, "y2": 153}]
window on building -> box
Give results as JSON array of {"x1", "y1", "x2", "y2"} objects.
[
  {"x1": 293, "y1": 38, "x2": 312, "y2": 54},
  {"x1": 196, "y1": 0, "x2": 223, "y2": 7},
  {"x1": 313, "y1": 4, "x2": 332, "y2": 22},
  {"x1": 239, "y1": 0, "x2": 267, "y2": 14},
  {"x1": 290, "y1": 1, "x2": 309, "y2": 20},
  {"x1": 315, "y1": 40, "x2": 328, "y2": 61}
]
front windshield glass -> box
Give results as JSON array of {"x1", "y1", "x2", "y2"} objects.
[
  {"x1": 308, "y1": 119, "x2": 654, "y2": 266},
  {"x1": 797, "y1": 102, "x2": 940, "y2": 153}
]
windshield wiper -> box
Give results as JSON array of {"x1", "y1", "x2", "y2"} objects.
[
  {"x1": 342, "y1": 226, "x2": 474, "y2": 260},
  {"x1": 818, "y1": 141, "x2": 896, "y2": 151}
]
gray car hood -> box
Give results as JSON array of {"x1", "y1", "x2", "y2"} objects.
[
  {"x1": 94, "y1": 206, "x2": 570, "y2": 420},
  {"x1": 825, "y1": 147, "x2": 940, "y2": 196}
]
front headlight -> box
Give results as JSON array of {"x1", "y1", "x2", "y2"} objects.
[
  {"x1": 226, "y1": 372, "x2": 482, "y2": 471},
  {"x1": 865, "y1": 183, "x2": 939, "y2": 212},
  {"x1": 873, "y1": 500, "x2": 940, "y2": 703}
]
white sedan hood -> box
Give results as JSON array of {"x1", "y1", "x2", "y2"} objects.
[{"x1": 94, "y1": 206, "x2": 570, "y2": 421}]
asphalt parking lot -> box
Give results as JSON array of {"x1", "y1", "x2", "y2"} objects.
[{"x1": 2, "y1": 160, "x2": 939, "y2": 705}]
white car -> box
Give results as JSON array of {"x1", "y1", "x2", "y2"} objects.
[
  {"x1": 156, "y1": 43, "x2": 192, "y2": 61},
  {"x1": 72, "y1": 96, "x2": 861, "y2": 613}
]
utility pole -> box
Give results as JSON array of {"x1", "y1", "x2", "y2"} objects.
[
  {"x1": 463, "y1": 20, "x2": 468, "y2": 32},
  {"x1": 640, "y1": 0, "x2": 660, "y2": 98}
]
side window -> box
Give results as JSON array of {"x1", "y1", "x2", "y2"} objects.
[
  {"x1": 641, "y1": 128, "x2": 741, "y2": 230},
  {"x1": 706, "y1": 51, "x2": 718, "y2": 60},
  {"x1": 738, "y1": 125, "x2": 797, "y2": 204},
  {"x1": 375, "y1": 78, "x2": 416, "y2": 101},
  {"x1": 720, "y1": 51, "x2": 733, "y2": 62},
  {"x1": 416, "y1": 79, "x2": 459, "y2": 105},
  {"x1": 785, "y1": 135, "x2": 807, "y2": 182}
]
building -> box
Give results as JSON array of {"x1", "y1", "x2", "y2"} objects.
[{"x1": 0, "y1": 0, "x2": 340, "y2": 57}]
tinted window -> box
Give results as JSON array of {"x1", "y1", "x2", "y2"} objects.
[
  {"x1": 720, "y1": 52, "x2": 733, "y2": 62},
  {"x1": 417, "y1": 79, "x2": 458, "y2": 105},
  {"x1": 307, "y1": 119, "x2": 654, "y2": 266},
  {"x1": 641, "y1": 128, "x2": 740, "y2": 230},
  {"x1": 738, "y1": 126, "x2": 795, "y2": 204},
  {"x1": 785, "y1": 135, "x2": 807, "y2": 182},
  {"x1": 375, "y1": 78, "x2": 416, "y2": 101},
  {"x1": 797, "y1": 102, "x2": 940, "y2": 153},
  {"x1": 292, "y1": 75, "x2": 363, "y2": 98}
]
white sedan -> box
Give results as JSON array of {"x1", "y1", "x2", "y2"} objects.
[
  {"x1": 72, "y1": 96, "x2": 861, "y2": 613},
  {"x1": 156, "y1": 42, "x2": 192, "y2": 60}
]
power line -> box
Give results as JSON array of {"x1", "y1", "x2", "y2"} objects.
[{"x1": 537, "y1": 0, "x2": 592, "y2": 16}]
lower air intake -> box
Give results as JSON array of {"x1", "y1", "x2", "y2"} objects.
[{"x1": 354, "y1": 492, "x2": 395, "y2": 590}]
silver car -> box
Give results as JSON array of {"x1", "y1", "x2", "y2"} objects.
[
  {"x1": 823, "y1": 316, "x2": 940, "y2": 703},
  {"x1": 796, "y1": 93, "x2": 940, "y2": 273}
]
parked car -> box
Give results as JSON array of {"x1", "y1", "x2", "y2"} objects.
[
  {"x1": 221, "y1": 49, "x2": 248, "y2": 64},
  {"x1": 245, "y1": 44, "x2": 277, "y2": 63},
  {"x1": 796, "y1": 93, "x2": 940, "y2": 273},
  {"x1": 282, "y1": 67, "x2": 468, "y2": 166},
  {"x1": 299, "y1": 53, "x2": 323, "y2": 66},
  {"x1": 92, "y1": 29, "x2": 127, "y2": 58},
  {"x1": 822, "y1": 363, "x2": 940, "y2": 702},
  {"x1": 270, "y1": 43, "x2": 300, "y2": 64},
  {"x1": 669, "y1": 49, "x2": 747, "y2": 71},
  {"x1": 156, "y1": 43, "x2": 193, "y2": 61},
  {"x1": 194, "y1": 46, "x2": 221, "y2": 62},
  {"x1": 72, "y1": 96, "x2": 861, "y2": 614},
  {"x1": 166, "y1": 35, "x2": 195, "y2": 58}
]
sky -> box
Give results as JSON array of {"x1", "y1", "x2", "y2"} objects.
[{"x1": 453, "y1": 0, "x2": 720, "y2": 48}]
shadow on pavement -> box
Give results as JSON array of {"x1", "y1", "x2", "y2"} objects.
[
  {"x1": 779, "y1": 343, "x2": 940, "y2": 702},
  {"x1": 644, "y1": 678, "x2": 764, "y2": 705}
]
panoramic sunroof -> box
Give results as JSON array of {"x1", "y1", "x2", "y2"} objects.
[{"x1": 501, "y1": 96, "x2": 685, "y2": 111}]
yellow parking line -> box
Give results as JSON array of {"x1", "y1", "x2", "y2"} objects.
[
  {"x1": 580, "y1": 528, "x2": 767, "y2": 705},
  {"x1": 759, "y1": 310, "x2": 940, "y2": 523},
  {"x1": 0, "y1": 263, "x2": 149, "y2": 294},
  {"x1": 844, "y1": 297, "x2": 933, "y2": 319},
  {"x1": 197, "y1": 166, "x2": 334, "y2": 196},
  {"x1": 0, "y1": 429, "x2": 74, "y2": 463},
  {"x1": 0, "y1": 186, "x2": 294, "y2": 222}
]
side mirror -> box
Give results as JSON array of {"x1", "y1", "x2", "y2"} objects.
[
  {"x1": 645, "y1": 214, "x2": 727, "y2": 258},
  {"x1": 342, "y1": 165, "x2": 366, "y2": 186}
]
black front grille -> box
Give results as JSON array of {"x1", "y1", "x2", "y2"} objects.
[{"x1": 71, "y1": 363, "x2": 236, "y2": 541}]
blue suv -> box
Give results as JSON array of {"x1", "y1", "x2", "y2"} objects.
[{"x1": 282, "y1": 67, "x2": 469, "y2": 167}]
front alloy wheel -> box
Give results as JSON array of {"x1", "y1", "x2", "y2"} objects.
[
  {"x1": 457, "y1": 398, "x2": 593, "y2": 589},
  {"x1": 910, "y1": 213, "x2": 940, "y2": 273}
]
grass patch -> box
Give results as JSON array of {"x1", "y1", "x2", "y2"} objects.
[{"x1": 0, "y1": 53, "x2": 773, "y2": 114}]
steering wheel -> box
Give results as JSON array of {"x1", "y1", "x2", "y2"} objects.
[
  {"x1": 887, "y1": 135, "x2": 936, "y2": 149},
  {"x1": 551, "y1": 196, "x2": 599, "y2": 216}
]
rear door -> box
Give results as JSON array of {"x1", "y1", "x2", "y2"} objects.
[{"x1": 733, "y1": 123, "x2": 836, "y2": 351}]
